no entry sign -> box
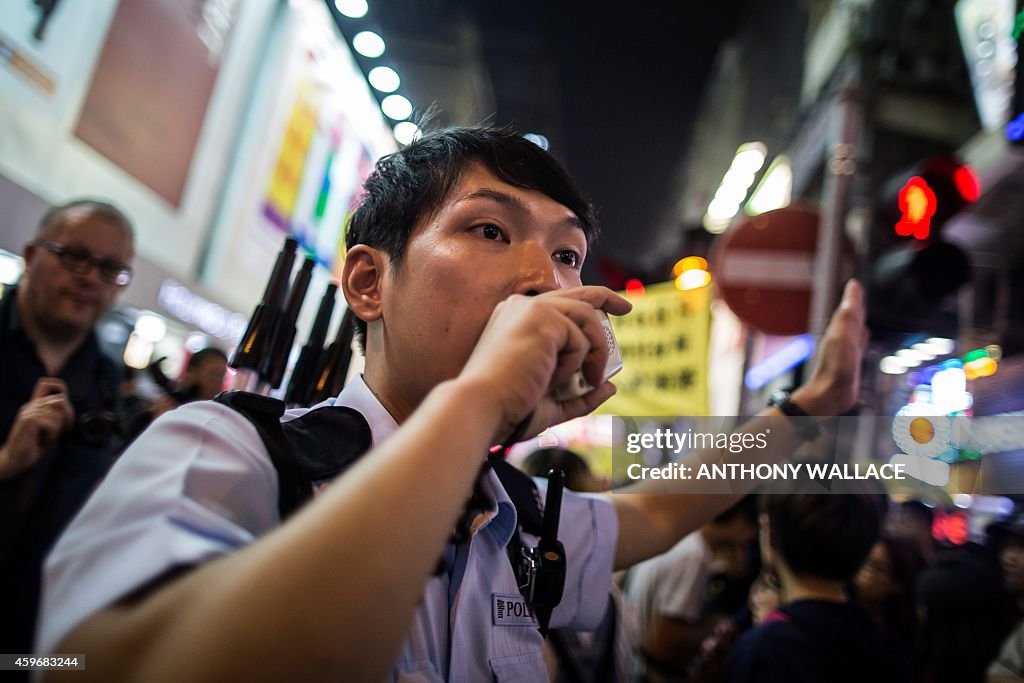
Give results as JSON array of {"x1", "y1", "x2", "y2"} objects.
[{"x1": 711, "y1": 204, "x2": 849, "y2": 336}]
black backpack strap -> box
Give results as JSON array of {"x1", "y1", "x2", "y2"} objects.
[
  {"x1": 278, "y1": 404, "x2": 373, "y2": 482},
  {"x1": 214, "y1": 391, "x2": 374, "y2": 520},
  {"x1": 215, "y1": 391, "x2": 305, "y2": 519}
]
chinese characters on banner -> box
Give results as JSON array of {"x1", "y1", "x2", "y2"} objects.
[{"x1": 598, "y1": 280, "x2": 711, "y2": 417}]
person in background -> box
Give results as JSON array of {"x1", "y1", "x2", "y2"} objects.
[
  {"x1": 887, "y1": 499, "x2": 937, "y2": 565},
  {"x1": 916, "y1": 554, "x2": 1011, "y2": 683},
  {"x1": 521, "y1": 445, "x2": 609, "y2": 493},
  {"x1": 147, "y1": 346, "x2": 229, "y2": 405},
  {"x1": 688, "y1": 571, "x2": 781, "y2": 683},
  {"x1": 851, "y1": 533, "x2": 927, "y2": 652},
  {"x1": 0, "y1": 199, "x2": 134, "y2": 665},
  {"x1": 625, "y1": 496, "x2": 759, "y2": 681},
  {"x1": 989, "y1": 620, "x2": 1024, "y2": 682},
  {"x1": 722, "y1": 490, "x2": 912, "y2": 683},
  {"x1": 176, "y1": 347, "x2": 228, "y2": 402},
  {"x1": 989, "y1": 514, "x2": 1024, "y2": 622}
]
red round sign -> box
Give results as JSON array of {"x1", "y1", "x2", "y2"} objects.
[{"x1": 711, "y1": 204, "x2": 851, "y2": 336}]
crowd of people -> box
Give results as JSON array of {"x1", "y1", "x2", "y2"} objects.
[
  {"x1": 0, "y1": 127, "x2": 1017, "y2": 682},
  {"x1": 521, "y1": 449, "x2": 1024, "y2": 683}
]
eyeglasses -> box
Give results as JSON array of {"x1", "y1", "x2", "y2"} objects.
[{"x1": 34, "y1": 240, "x2": 133, "y2": 286}]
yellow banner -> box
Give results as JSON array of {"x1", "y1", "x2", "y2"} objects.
[{"x1": 597, "y1": 281, "x2": 710, "y2": 416}]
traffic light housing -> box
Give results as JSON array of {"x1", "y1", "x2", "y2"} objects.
[
  {"x1": 878, "y1": 156, "x2": 980, "y2": 242},
  {"x1": 869, "y1": 156, "x2": 979, "y2": 336}
]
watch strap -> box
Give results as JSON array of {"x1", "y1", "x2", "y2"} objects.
[{"x1": 768, "y1": 390, "x2": 824, "y2": 441}]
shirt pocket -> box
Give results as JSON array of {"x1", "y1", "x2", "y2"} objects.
[
  {"x1": 488, "y1": 650, "x2": 549, "y2": 683},
  {"x1": 394, "y1": 659, "x2": 444, "y2": 683}
]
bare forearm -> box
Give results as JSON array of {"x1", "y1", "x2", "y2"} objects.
[
  {"x1": 611, "y1": 385, "x2": 831, "y2": 568},
  {"x1": 51, "y1": 377, "x2": 501, "y2": 683}
]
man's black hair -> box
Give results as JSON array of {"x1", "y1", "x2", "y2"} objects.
[
  {"x1": 38, "y1": 199, "x2": 134, "y2": 241},
  {"x1": 712, "y1": 494, "x2": 758, "y2": 527},
  {"x1": 899, "y1": 499, "x2": 935, "y2": 527},
  {"x1": 186, "y1": 347, "x2": 228, "y2": 372},
  {"x1": 761, "y1": 491, "x2": 887, "y2": 582},
  {"x1": 345, "y1": 126, "x2": 598, "y2": 349},
  {"x1": 522, "y1": 447, "x2": 594, "y2": 493}
]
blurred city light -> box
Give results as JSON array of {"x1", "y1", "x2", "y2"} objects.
[
  {"x1": 704, "y1": 142, "x2": 767, "y2": 233},
  {"x1": 910, "y1": 343, "x2": 937, "y2": 360},
  {"x1": 352, "y1": 30, "x2": 385, "y2": 58},
  {"x1": 675, "y1": 269, "x2": 711, "y2": 291},
  {"x1": 134, "y1": 312, "x2": 167, "y2": 343},
  {"x1": 393, "y1": 121, "x2": 421, "y2": 145},
  {"x1": 381, "y1": 94, "x2": 412, "y2": 120},
  {"x1": 334, "y1": 0, "x2": 368, "y2": 18},
  {"x1": 746, "y1": 156, "x2": 792, "y2": 215},
  {"x1": 731, "y1": 145, "x2": 767, "y2": 174},
  {"x1": 368, "y1": 66, "x2": 400, "y2": 92},
  {"x1": 624, "y1": 278, "x2": 645, "y2": 297},
  {"x1": 672, "y1": 256, "x2": 707, "y2": 277},
  {"x1": 890, "y1": 452, "x2": 950, "y2": 487},
  {"x1": 744, "y1": 334, "x2": 815, "y2": 390},
  {"x1": 953, "y1": 164, "x2": 982, "y2": 202},
  {"x1": 895, "y1": 176, "x2": 937, "y2": 240},
  {"x1": 0, "y1": 251, "x2": 23, "y2": 285},
  {"x1": 880, "y1": 356, "x2": 908, "y2": 375},
  {"x1": 925, "y1": 337, "x2": 956, "y2": 356},
  {"x1": 895, "y1": 349, "x2": 924, "y2": 367}
]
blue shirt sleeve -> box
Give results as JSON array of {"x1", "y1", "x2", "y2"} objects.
[{"x1": 37, "y1": 401, "x2": 280, "y2": 653}]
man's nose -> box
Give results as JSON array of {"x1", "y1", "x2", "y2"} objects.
[
  {"x1": 515, "y1": 241, "x2": 559, "y2": 297},
  {"x1": 71, "y1": 263, "x2": 104, "y2": 286}
]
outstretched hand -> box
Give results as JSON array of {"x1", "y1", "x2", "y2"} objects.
[{"x1": 792, "y1": 279, "x2": 870, "y2": 416}]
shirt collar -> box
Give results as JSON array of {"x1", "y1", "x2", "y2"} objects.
[
  {"x1": 332, "y1": 375, "x2": 518, "y2": 547},
  {"x1": 479, "y1": 468, "x2": 518, "y2": 547},
  {"x1": 332, "y1": 374, "x2": 400, "y2": 448}
]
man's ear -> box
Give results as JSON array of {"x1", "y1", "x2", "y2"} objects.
[
  {"x1": 342, "y1": 245, "x2": 387, "y2": 324},
  {"x1": 22, "y1": 241, "x2": 38, "y2": 265}
]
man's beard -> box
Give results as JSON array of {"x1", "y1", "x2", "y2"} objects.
[
  {"x1": 25, "y1": 292, "x2": 97, "y2": 345},
  {"x1": 36, "y1": 313, "x2": 91, "y2": 344}
]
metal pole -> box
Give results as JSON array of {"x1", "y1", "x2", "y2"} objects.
[{"x1": 810, "y1": 84, "x2": 863, "y2": 338}]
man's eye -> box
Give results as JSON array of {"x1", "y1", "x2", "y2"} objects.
[
  {"x1": 475, "y1": 224, "x2": 506, "y2": 241},
  {"x1": 555, "y1": 249, "x2": 581, "y2": 268},
  {"x1": 62, "y1": 248, "x2": 89, "y2": 264}
]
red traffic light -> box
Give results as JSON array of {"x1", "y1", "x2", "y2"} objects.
[
  {"x1": 952, "y1": 164, "x2": 981, "y2": 203},
  {"x1": 895, "y1": 177, "x2": 938, "y2": 240},
  {"x1": 890, "y1": 159, "x2": 981, "y2": 241}
]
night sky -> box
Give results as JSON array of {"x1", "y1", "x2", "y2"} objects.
[
  {"x1": 548, "y1": 2, "x2": 746, "y2": 263},
  {"x1": 367, "y1": 0, "x2": 747, "y2": 280}
]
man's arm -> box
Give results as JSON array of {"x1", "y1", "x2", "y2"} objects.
[
  {"x1": 47, "y1": 286, "x2": 632, "y2": 683},
  {"x1": 50, "y1": 377, "x2": 505, "y2": 682},
  {"x1": 610, "y1": 280, "x2": 868, "y2": 569}
]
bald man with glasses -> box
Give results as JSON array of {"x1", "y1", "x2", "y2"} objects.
[{"x1": 0, "y1": 199, "x2": 134, "y2": 663}]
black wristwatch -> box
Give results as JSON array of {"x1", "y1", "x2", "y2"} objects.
[{"x1": 768, "y1": 389, "x2": 824, "y2": 442}]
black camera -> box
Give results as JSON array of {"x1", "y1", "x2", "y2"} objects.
[{"x1": 68, "y1": 402, "x2": 121, "y2": 448}]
